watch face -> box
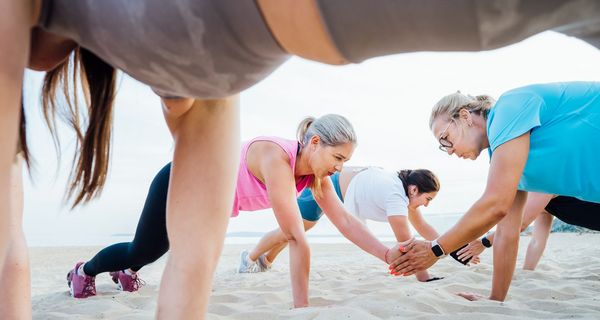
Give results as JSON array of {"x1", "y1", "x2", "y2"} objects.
[{"x1": 431, "y1": 244, "x2": 444, "y2": 257}]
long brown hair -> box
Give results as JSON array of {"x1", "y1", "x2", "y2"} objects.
[{"x1": 40, "y1": 47, "x2": 117, "y2": 207}]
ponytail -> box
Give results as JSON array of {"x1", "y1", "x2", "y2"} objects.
[
  {"x1": 41, "y1": 47, "x2": 117, "y2": 208},
  {"x1": 397, "y1": 169, "x2": 440, "y2": 196}
]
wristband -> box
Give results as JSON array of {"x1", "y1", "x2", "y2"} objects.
[
  {"x1": 481, "y1": 236, "x2": 492, "y2": 248},
  {"x1": 431, "y1": 239, "x2": 448, "y2": 258}
]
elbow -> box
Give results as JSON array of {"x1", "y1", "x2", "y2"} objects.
[{"x1": 490, "y1": 208, "x2": 509, "y2": 222}]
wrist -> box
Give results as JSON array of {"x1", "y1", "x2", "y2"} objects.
[
  {"x1": 384, "y1": 248, "x2": 391, "y2": 264},
  {"x1": 430, "y1": 238, "x2": 448, "y2": 259},
  {"x1": 481, "y1": 236, "x2": 492, "y2": 248}
]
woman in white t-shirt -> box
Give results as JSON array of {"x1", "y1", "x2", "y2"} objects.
[{"x1": 240, "y1": 166, "x2": 478, "y2": 281}]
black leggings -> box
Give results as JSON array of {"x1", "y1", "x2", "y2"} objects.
[{"x1": 83, "y1": 163, "x2": 171, "y2": 276}]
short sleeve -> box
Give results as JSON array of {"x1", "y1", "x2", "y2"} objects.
[
  {"x1": 487, "y1": 92, "x2": 544, "y2": 154},
  {"x1": 384, "y1": 192, "x2": 409, "y2": 217}
]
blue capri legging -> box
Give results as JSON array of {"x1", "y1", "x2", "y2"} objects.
[{"x1": 298, "y1": 172, "x2": 344, "y2": 221}]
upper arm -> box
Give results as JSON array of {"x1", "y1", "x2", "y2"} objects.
[
  {"x1": 256, "y1": 144, "x2": 304, "y2": 235},
  {"x1": 483, "y1": 132, "x2": 531, "y2": 216}
]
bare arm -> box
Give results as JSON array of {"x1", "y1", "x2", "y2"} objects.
[
  {"x1": 407, "y1": 208, "x2": 439, "y2": 240},
  {"x1": 316, "y1": 179, "x2": 392, "y2": 263},
  {"x1": 0, "y1": 0, "x2": 33, "y2": 275},
  {"x1": 489, "y1": 190, "x2": 527, "y2": 300},
  {"x1": 258, "y1": 142, "x2": 312, "y2": 308},
  {"x1": 157, "y1": 97, "x2": 240, "y2": 319},
  {"x1": 390, "y1": 133, "x2": 530, "y2": 280}
]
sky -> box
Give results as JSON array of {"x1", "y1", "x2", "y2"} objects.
[{"x1": 21, "y1": 31, "x2": 600, "y2": 246}]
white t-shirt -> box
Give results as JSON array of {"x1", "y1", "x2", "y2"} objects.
[{"x1": 343, "y1": 167, "x2": 409, "y2": 223}]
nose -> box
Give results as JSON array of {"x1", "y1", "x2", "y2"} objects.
[
  {"x1": 446, "y1": 148, "x2": 455, "y2": 156},
  {"x1": 424, "y1": 201, "x2": 429, "y2": 207},
  {"x1": 334, "y1": 163, "x2": 342, "y2": 172}
]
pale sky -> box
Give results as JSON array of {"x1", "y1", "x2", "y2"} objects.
[{"x1": 22, "y1": 31, "x2": 600, "y2": 246}]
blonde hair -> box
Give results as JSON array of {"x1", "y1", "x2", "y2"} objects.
[
  {"x1": 296, "y1": 114, "x2": 357, "y2": 198},
  {"x1": 429, "y1": 91, "x2": 496, "y2": 129}
]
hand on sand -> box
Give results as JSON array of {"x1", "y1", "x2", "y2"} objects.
[
  {"x1": 388, "y1": 239, "x2": 437, "y2": 276},
  {"x1": 456, "y1": 292, "x2": 488, "y2": 301},
  {"x1": 457, "y1": 240, "x2": 485, "y2": 263}
]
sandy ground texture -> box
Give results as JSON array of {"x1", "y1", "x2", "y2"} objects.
[{"x1": 30, "y1": 233, "x2": 600, "y2": 319}]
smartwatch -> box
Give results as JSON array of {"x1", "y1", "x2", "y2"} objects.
[
  {"x1": 481, "y1": 236, "x2": 492, "y2": 248},
  {"x1": 431, "y1": 239, "x2": 448, "y2": 258}
]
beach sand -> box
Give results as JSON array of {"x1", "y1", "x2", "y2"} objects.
[{"x1": 31, "y1": 233, "x2": 600, "y2": 319}]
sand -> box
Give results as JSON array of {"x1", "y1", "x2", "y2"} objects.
[{"x1": 30, "y1": 233, "x2": 600, "y2": 319}]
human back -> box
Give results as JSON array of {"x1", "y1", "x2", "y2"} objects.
[{"x1": 487, "y1": 81, "x2": 600, "y2": 203}]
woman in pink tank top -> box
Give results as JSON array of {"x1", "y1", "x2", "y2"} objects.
[{"x1": 234, "y1": 114, "x2": 406, "y2": 307}]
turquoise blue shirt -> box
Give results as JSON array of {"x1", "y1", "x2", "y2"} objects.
[{"x1": 487, "y1": 82, "x2": 600, "y2": 204}]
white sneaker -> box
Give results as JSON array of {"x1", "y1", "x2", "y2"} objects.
[
  {"x1": 238, "y1": 250, "x2": 261, "y2": 273},
  {"x1": 256, "y1": 254, "x2": 272, "y2": 272}
]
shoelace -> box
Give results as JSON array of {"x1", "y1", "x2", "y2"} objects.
[
  {"x1": 84, "y1": 277, "x2": 96, "y2": 294},
  {"x1": 131, "y1": 275, "x2": 146, "y2": 290}
]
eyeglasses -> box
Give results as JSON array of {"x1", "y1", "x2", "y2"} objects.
[{"x1": 438, "y1": 121, "x2": 453, "y2": 152}]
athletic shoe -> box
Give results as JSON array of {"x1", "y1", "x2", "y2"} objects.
[
  {"x1": 256, "y1": 254, "x2": 272, "y2": 272},
  {"x1": 238, "y1": 250, "x2": 262, "y2": 273},
  {"x1": 66, "y1": 262, "x2": 96, "y2": 298},
  {"x1": 109, "y1": 270, "x2": 145, "y2": 292}
]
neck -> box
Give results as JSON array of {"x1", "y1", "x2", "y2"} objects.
[
  {"x1": 295, "y1": 145, "x2": 313, "y2": 177},
  {"x1": 474, "y1": 115, "x2": 490, "y2": 150}
]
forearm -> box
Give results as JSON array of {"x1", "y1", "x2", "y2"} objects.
[
  {"x1": 489, "y1": 191, "x2": 526, "y2": 301},
  {"x1": 417, "y1": 223, "x2": 439, "y2": 241},
  {"x1": 288, "y1": 237, "x2": 310, "y2": 307},
  {"x1": 336, "y1": 216, "x2": 387, "y2": 262},
  {"x1": 0, "y1": 158, "x2": 30, "y2": 319},
  {"x1": 490, "y1": 223, "x2": 520, "y2": 301},
  {"x1": 0, "y1": 0, "x2": 32, "y2": 270},
  {"x1": 438, "y1": 197, "x2": 508, "y2": 254}
]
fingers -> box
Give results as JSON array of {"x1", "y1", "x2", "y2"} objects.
[
  {"x1": 458, "y1": 251, "x2": 472, "y2": 261},
  {"x1": 396, "y1": 237, "x2": 415, "y2": 253}
]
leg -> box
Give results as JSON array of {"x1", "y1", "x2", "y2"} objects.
[
  {"x1": 82, "y1": 163, "x2": 172, "y2": 276},
  {"x1": 250, "y1": 219, "x2": 318, "y2": 264},
  {"x1": 523, "y1": 213, "x2": 553, "y2": 271},
  {"x1": 0, "y1": 157, "x2": 30, "y2": 319},
  {"x1": 157, "y1": 97, "x2": 239, "y2": 319}
]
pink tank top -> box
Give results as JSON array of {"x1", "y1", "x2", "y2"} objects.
[{"x1": 232, "y1": 136, "x2": 313, "y2": 217}]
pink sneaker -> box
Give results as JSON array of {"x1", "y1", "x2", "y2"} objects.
[
  {"x1": 109, "y1": 270, "x2": 145, "y2": 292},
  {"x1": 66, "y1": 262, "x2": 96, "y2": 298}
]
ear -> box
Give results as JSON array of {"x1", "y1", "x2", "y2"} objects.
[
  {"x1": 408, "y1": 185, "x2": 418, "y2": 196},
  {"x1": 459, "y1": 108, "x2": 473, "y2": 126},
  {"x1": 310, "y1": 135, "x2": 320, "y2": 146}
]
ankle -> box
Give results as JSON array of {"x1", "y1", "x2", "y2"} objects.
[
  {"x1": 77, "y1": 263, "x2": 89, "y2": 277},
  {"x1": 124, "y1": 269, "x2": 136, "y2": 276}
]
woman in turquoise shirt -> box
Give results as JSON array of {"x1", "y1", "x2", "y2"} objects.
[{"x1": 390, "y1": 82, "x2": 600, "y2": 302}]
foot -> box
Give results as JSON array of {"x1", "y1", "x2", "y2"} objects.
[
  {"x1": 256, "y1": 254, "x2": 272, "y2": 272},
  {"x1": 238, "y1": 250, "x2": 262, "y2": 273},
  {"x1": 109, "y1": 270, "x2": 145, "y2": 292},
  {"x1": 66, "y1": 262, "x2": 96, "y2": 298}
]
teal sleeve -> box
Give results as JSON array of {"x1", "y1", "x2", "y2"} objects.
[{"x1": 487, "y1": 92, "x2": 544, "y2": 153}]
